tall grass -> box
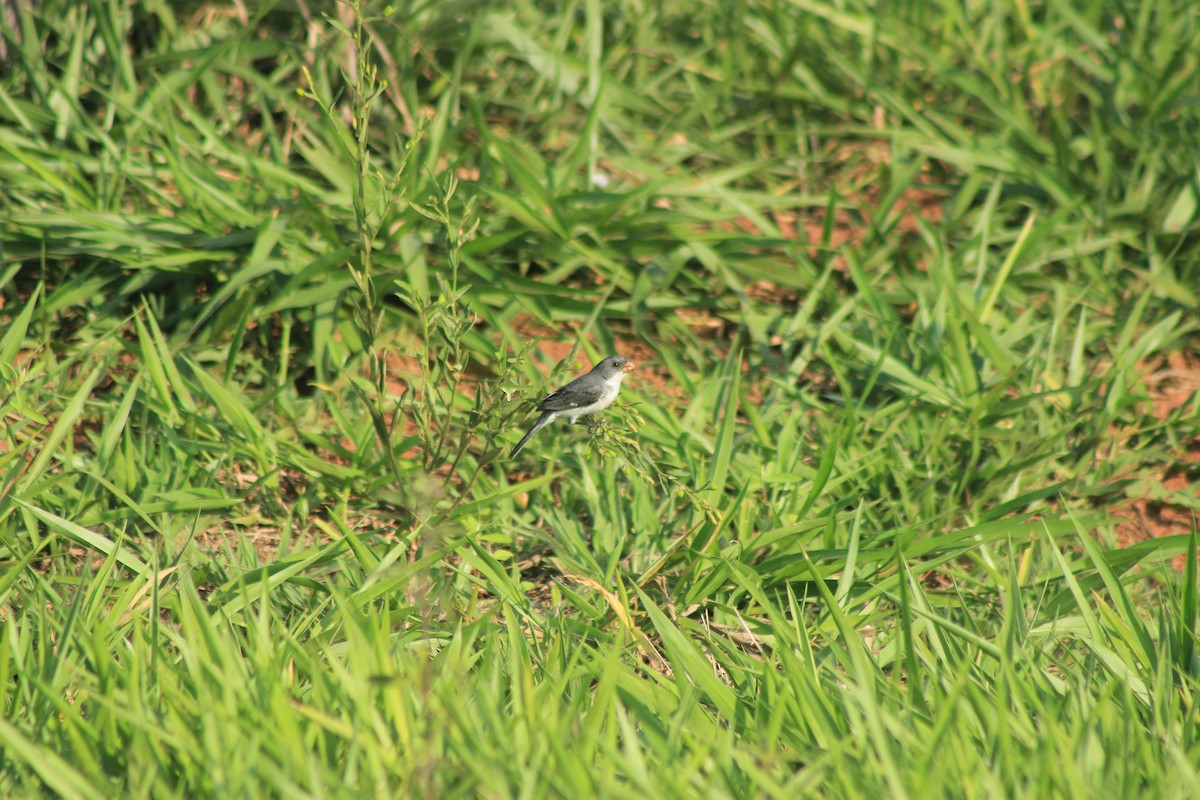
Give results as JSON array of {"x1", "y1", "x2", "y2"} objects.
[{"x1": 1, "y1": 0, "x2": 1198, "y2": 796}]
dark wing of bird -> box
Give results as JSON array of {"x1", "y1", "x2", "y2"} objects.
[{"x1": 536, "y1": 375, "x2": 605, "y2": 412}]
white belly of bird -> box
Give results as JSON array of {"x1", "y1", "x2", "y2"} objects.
[{"x1": 563, "y1": 376, "x2": 623, "y2": 423}]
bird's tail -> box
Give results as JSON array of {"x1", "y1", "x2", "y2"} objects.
[{"x1": 510, "y1": 413, "x2": 553, "y2": 458}]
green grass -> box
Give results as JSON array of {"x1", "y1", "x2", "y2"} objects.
[{"x1": 2, "y1": 0, "x2": 1199, "y2": 796}]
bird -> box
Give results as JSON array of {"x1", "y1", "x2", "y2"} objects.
[{"x1": 510, "y1": 355, "x2": 635, "y2": 458}]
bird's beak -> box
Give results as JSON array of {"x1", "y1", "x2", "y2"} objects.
[{"x1": 623, "y1": 361, "x2": 636, "y2": 373}]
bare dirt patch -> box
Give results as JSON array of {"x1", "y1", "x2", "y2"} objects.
[{"x1": 1112, "y1": 349, "x2": 1200, "y2": 569}]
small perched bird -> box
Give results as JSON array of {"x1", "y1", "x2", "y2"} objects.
[{"x1": 510, "y1": 355, "x2": 635, "y2": 458}]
